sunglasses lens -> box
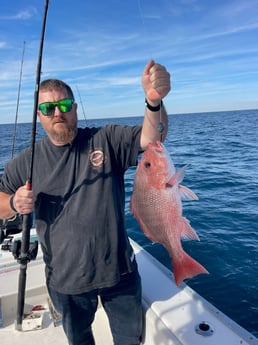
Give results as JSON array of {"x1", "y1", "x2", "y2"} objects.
[
  {"x1": 59, "y1": 99, "x2": 73, "y2": 113},
  {"x1": 39, "y1": 103, "x2": 56, "y2": 115},
  {"x1": 39, "y1": 98, "x2": 73, "y2": 116}
]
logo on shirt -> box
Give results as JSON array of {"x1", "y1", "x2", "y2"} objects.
[{"x1": 89, "y1": 148, "x2": 106, "y2": 168}]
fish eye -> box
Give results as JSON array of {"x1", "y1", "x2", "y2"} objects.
[{"x1": 144, "y1": 162, "x2": 151, "y2": 168}]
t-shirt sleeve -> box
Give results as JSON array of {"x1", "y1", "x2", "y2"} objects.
[
  {"x1": 103, "y1": 125, "x2": 142, "y2": 171},
  {"x1": 0, "y1": 149, "x2": 30, "y2": 194}
]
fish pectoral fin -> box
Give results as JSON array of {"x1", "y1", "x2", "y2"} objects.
[
  {"x1": 166, "y1": 165, "x2": 188, "y2": 187},
  {"x1": 179, "y1": 185, "x2": 199, "y2": 201},
  {"x1": 166, "y1": 175, "x2": 177, "y2": 187}
]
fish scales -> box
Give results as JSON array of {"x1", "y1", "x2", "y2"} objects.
[{"x1": 130, "y1": 141, "x2": 208, "y2": 286}]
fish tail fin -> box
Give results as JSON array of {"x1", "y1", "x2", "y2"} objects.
[{"x1": 172, "y1": 252, "x2": 209, "y2": 287}]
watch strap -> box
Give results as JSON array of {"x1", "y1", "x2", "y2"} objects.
[{"x1": 145, "y1": 98, "x2": 163, "y2": 112}]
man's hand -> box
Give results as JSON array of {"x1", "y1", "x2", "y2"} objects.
[
  {"x1": 142, "y1": 60, "x2": 171, "y2": 105},
  {"x1": 12, "y1": 185, "x2": 34, "y2": 215}
]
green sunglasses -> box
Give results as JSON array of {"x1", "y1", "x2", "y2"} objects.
[{"x1": 38, "y1": 98, "x2": 74, "y2": 116}]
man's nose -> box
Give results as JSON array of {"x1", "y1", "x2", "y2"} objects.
[{"x1": 53, "y1": 105, "x2": 63, "y2": 116}]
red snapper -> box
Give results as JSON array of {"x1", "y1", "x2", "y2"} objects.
[{"x1": 130, "y1": 141, "x2": 208, "y2": 286}]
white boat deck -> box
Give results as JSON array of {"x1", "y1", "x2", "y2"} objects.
[
  {"x1": 0, "y1": 246, "x2": 113, "y2": 344},
  {"x1": 1, "y1": 232, "x2": 257, "y2": 345},
  {"x1": 1, "y1": 294, "x2": 112, "y2": 345}
]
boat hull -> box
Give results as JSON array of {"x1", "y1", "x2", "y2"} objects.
[{"x1": 0, "y1": 231, "x2": 257, "y2": 345}]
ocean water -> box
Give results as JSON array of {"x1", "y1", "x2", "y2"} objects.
[{"x1": 0, "y1": 109, "x2": 257, "y2": 337}]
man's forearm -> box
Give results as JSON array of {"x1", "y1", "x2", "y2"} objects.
[
  {"x1": 140, "y1": 100, "x2": 168, "y2": 149},
  {"x1": 0, "y1": 192, "x2": 17, "y2": 219}
]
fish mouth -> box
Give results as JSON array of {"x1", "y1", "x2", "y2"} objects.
[
  {"x1": 151, "y1": 145, "x2": 164, "y2": 158},
  {"x1": 148, "y1": 141, "x2": 164, "y2": 154}
]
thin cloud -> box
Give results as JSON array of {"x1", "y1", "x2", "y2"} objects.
[
  {"x1": 0, "y1": 8, "x2": 37, "y2": 20},
  {"x1": 192, "y1": 22, "x2": 258, "y2": 41}
]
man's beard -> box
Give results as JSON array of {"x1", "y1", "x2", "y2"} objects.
[{"x1": 50, "y1": 123, "x2": 78, "y2": 144}]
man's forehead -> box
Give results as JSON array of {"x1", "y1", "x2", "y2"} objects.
[{"x1": 39, "y1": 88, "x2": 68, "y2": 101}]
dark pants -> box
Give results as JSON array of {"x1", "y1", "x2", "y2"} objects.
[{"x1": 47, "y1": 269, "x2": 142, "y2": 345}]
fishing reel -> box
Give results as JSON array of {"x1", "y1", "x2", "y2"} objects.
[
  {"x1": 12, "y1": 239, "x2": 38, "y2": 263},
  {"x1": 0, "y1": 213, "x2": 38, "y2": 262},
  {"x1": 12, "y1": 213, "x2": 38, "y2": 264}
]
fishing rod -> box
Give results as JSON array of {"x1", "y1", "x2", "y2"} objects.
[
  {"x1": 15, "y1": 0, "x2": 50, "y2": 331},
  {"x1": 0, "y1": 42, "x2": 25, "y2": 249}
]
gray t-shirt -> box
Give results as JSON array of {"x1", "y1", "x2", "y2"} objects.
[{"x1": 0, "y1": 125, "x2": 142, "y2": 294}]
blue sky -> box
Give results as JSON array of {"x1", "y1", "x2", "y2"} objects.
[{"x1": 0, "y1": 0, "x2": 258, "y2": 124}]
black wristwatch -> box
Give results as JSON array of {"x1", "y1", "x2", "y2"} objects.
[{"x1": 145, "y1": 98, "x2": 163, "y2": 112}]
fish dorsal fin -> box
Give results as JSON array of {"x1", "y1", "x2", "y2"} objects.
[{"x1": 179, "y1": 185, "x2": 199, "y2": 201}]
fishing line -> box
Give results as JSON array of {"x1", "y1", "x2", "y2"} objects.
[
  {"x1": 76, "y1": 85, "x2": 87, "y2": 126},
  {"x1": 137, "y1": 0, "x2": 146, "y2": 36},
  {"x1": 11, "y1": 41, "x2": 26, "y2": 159},
  {"x1": 136, "y1": 0, "x2": 165, "y2": 141},
  {"x1": 157, "y1": 111, "x2": 165, "y2": 141},
  {"x1": 136, "y1": 0, "x2": 152, "y2": 58}
]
